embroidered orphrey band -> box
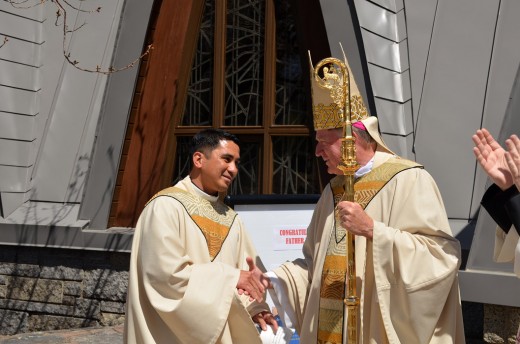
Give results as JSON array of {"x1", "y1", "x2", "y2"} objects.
[
  {"x1": 147, "y1": 187, "x2": 236, "y2": 260},
  {"x1": 317, "y1": 158, "x2": 421, "y2": 343}
]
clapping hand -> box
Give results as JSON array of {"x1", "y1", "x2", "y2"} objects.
[{"x1": 472, "y1": 128, "x2": 514, "y2": 190}]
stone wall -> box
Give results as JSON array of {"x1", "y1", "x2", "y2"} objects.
[
  {"x1": 0, "y1": 245, "x2": 129, "y2": 336},
  {"x1": 484, "y1": 304, "x2": 520, "y2": 344}
]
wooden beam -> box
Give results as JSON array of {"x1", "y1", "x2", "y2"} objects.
[{"x1": 114, "y1": 0, "x2": 205, "y2": 227}]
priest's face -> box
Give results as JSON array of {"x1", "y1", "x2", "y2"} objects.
[
  {"x1": 195, "y1": 140, "x2": 240, "y2": 195},
  {"x1": 315, "y1": 129, "x2": 343, "y2": 175}
]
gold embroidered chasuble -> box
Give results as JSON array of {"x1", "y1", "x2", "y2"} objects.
[
  {"x1": 272, "y1": 151, "x2": 465, "y2": 344},
  {"x1": 148, "y1": 186, "x2": 237, "y2": 261},
  {"x1": 317, "y1": 157, "x2": 422, "y2": 344},
  {"x1": 125, "y1": 176, "x2": 268, "y2": 344}
]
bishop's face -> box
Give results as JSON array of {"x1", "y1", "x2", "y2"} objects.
[
  {"x1": 315, "y1": 129, "x2": 343, "y2": 175},
  {"x1": 315, "y1": 128, "x2": 375, "y2": 174}
]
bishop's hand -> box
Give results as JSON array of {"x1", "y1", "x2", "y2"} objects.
[{"x1": 337, "y1": 201, "x2": 374, "y2": 239}]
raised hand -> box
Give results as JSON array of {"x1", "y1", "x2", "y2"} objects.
[
  {"x1": 472, "y1": 128, "x2": 513, "y2": 190},
  {"x1": 505, "y1": 134, "x2": 520, "y2": 192},
  {"x1": 236, "y1": 257, "x2": 271, "y2": 303}
]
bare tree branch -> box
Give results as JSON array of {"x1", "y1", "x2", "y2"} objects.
[
  {"x1": 70, "y1": 44, "x2": 153, "y2": 75},
  {"x1": 5, "y1": 0, "x2": 152, "y2": 74},
  {"x1": 5, "y1": 0, "x2": 38, "y2": 10},
  {"x1": 0, "y1": 37, "x2": 8, "y2": 48}
]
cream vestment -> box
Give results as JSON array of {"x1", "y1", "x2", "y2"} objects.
[
  {"x1": 480, "y1": 183, "x2": 520, "y2": 277},
  {"x1": 494, "y1": 227, "x2": 520, "y2": 277},
  {"x1": 273, "y1": 151, "x2": 466, "y2": 344},
  {"x1": 124, "y1": 176, "x2": 267, "y2": 344}
]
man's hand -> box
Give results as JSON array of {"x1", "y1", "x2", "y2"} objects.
[
  {"x1": 472, "y1": 128, "x2": 513, "y2": 190},
  {"x1": 336, "y1": 201, "x2": 374, "y2": 239},
  {"x1": 505, "y1": 134, "x2": 520, "y2": 192},
  {"x1": 236, "y1": 257, "x2": 271, "y2": 303},
  {"x1": 252, "y1": 311, "x2": 279, "y2": 333}
]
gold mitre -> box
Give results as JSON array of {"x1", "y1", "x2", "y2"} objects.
[{"x1": 308, "y1": 47, "x2": 369, "y2": 130}]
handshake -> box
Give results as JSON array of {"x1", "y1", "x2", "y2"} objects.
[
  {"x1": 237, "y1": 256, "x2": 272, "y2": 303},
  {"x1": 237, "y1": 257, "x2": 280, "y2": 333}
]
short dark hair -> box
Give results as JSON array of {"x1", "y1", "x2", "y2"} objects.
[{"x1": 189, "y1": 128, "x2": 240, "y2": 157}]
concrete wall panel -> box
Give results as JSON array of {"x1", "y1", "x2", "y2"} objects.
[
  {"x1": 0, "y1": 166, "x2": 31, "y2": 192},
  {"x1": 0, "y1": 9, "x2": 43, "y2": 43},
  {"x1": 31, "y1": 0, "x2": 124, "y2": 203},
  {"x1": 368, "y1": 65, "x2": 411, "y2": 102},
  {"x1": 0, "y1": 139, "x2": 34, "y2": 166},
  {"x1": 0, "y1": 60, "x2": 39, "y2": 91},
  {"x1": 355, "y1": 0, "x2": 406, "y2": 42},
  {"x1": 79, "y1": 0, "x2": 155, "y2": 228},
  {"x1": 0, "y1": 38, "x2": 41, "y2": 67},
  {"x1": 0, "y1": 86, "x2": 38, "y2": 115},
  {"x1": 381, "y1": 133, "x2": 414, "y2": 160},
  {"x1": 0, "y1": 112, "x2": 36, "y2": 141},
  {"x1": 369, "y1": 0, "x2": 403, "y2": 13},
  {"x1": 404, "y1": 0, "x2": 438, "y2": 127},
  {"x1": 375, "y1": 98, "x2": 413, "y2": 136},
  {"x1": 362, "y1": 30, "x2": 408, "y2": 72},
  {"x1": 0, "y1": 1, "x2": 44, "y2": 20},
  {"x1": 413, "y1": 0, "x2": 499, "y2": 219},
  {"x1": 0, "y1": 191, "x2": 30, "y2": 218}
]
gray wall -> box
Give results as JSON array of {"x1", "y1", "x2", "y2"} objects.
[
  {"x1": 0, "y1": 0, "x2": 153, "y2": 248},
  {"x1": 319, "y1": 0, "x2": 520, "y2": 306}
]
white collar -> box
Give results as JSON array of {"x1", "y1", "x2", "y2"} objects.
[
  {"x1": 189, "y1": 177, "x2": 219, "y2": 202},
  {"x1": 355, "y1": 157, "x2": 374, "y2": 178}
]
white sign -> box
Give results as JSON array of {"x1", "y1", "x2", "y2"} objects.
[
  {"x1": 235, "y1": 201, "x2": 315, "y2": 333},
  {"x1": 235, "y1": 203, "x2": 314, "y2": 271}
]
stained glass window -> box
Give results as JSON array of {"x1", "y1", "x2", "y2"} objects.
[
  {"x1": 173, "y1": 0, "x2": 319, "y2": 195},
  {"x1": 182, "y1": 2, "x2": 215, "y2": 126},
  {"x1": 272, "y1": 136, "x2": 318, "y2": 194},
  {"x1": 274, "y1": 1, "x2": 307, "y2": 125},
  {"x1": 229, "y1": 140, "x2": 260, "y2": 194},
  {"x1": 224, "y1": 0, "x2": 265, "y2": 126}
]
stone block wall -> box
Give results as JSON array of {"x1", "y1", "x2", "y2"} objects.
[
  {"x1": 0, "y1": 245, "x2": 129, "y2": 336},
  {"x1": 484, "y1": 304, "x2": 520, "y2": 344}
]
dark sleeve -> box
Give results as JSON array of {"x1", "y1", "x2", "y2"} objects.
[
  {"x1": 481, "y1": 184, "x2": 520, "y2": 235},
  {"x1": 505, "y1": 193, "x2": 520, "y2": 236}
]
